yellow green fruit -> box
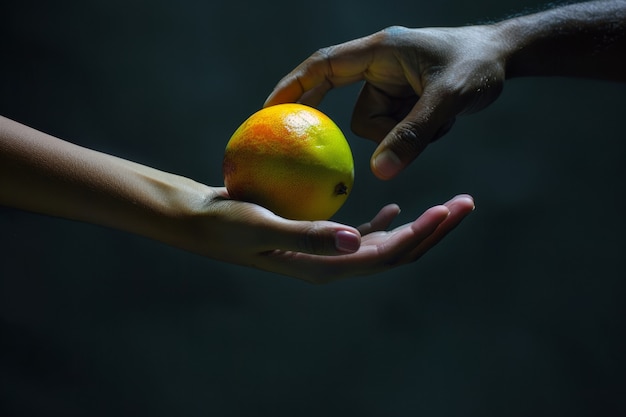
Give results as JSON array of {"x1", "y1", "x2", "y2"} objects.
[{"x1": 223, "y1": 103, "x2": 354, "y2": 220}]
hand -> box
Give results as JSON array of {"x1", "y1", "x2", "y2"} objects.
[
  {"x1": 188, "y1": 190, "x2": 475, "y2": 283},
  {"x1": 265, "y1": 25, "x2": 506, "y2": 179},
  {"x1": 1, "y1": 116, "x2": 474, "y2": 282}
]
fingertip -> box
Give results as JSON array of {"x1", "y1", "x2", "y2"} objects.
[
  {"x1": 263, "y1": 96, "x2": 275, "y2": 108},
  {"x1": 409, "y1": 204, "x2": 450, "y2": 237},
  {"x1": 446, "y1": 194, "x2": 476, "y2": 212},
  {"x1": 452, "y1": 193, "x2": 474, "y2": 202},
  {"x1": 358, "y1": 203, "x2": 402, "y2": 235},
  {"x1": 418, "y1": 204, "x2": 450, "y2": 222},
  {"x1": 263, "y1": 90, "x2": 283, "y2": 108},
  {"x1": 263, "y1": 77, "x2": 302, "y2": 108},
  {"x1": 382, "y1": 203, "x2": 401, "y2": 216},
  {"x1": 371, "y1": 149, "x2": 403, "y2": 180}
]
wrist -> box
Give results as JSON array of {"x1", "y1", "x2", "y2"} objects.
[
  {"x1": 126, "y1": 169, "x2": 216, "y2": 249},
  {"x1": 494, "y1": 1, "x2": 626, "y2": 80},
  {"x1": 494, "y1": 13, "x2": 548, "y2": 79}
]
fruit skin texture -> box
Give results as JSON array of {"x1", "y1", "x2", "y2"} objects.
[{"x1": 223, "y1": 103, "x2": 354, "y2": 221}]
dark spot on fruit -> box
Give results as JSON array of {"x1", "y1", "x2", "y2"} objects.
[{"x1": 334, "y1": 182, "x2": 348, "y2": 196}]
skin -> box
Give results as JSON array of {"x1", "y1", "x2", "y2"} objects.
[
  {"x1": 11, "y1": 0, "x2": 621, "y2": 283},
  {"x1": 265, "y1": 0, "x2": 626, "y2": 180},
  {"x1": 3, "y1": 3, "x2": 623, "y2": 410},
  {"x1": 0, "y1": 115, "x2": 474, "y2": 283}
]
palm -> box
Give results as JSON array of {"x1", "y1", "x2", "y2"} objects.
[{"x1": 260, "y1": 195, "x2": 474, "y2": 283}]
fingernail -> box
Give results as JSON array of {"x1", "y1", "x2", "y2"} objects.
[
  {"x1": 373, "y1": 149, "x2": 402, "y2": 179},
  {"x1": 335, "y1": 230, "x2": 360, "y2": 253}
]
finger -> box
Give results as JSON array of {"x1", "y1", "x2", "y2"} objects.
[
  {"x1": 350, "y1": 204, "x2": 450, "y2": 270},
  {"x1": 387, "y1": 204, "x2": 451, "y2": 259},
  {"x1": 211, "y1": 198, "x2": 361, "y2": 256},
  {"x1": 369, "y1": 87, "x2": 456, "y2": 180},
  {"x1": 263, "y1": 217, "x2": 362, "y2": 256},
  {"x1": 298, "y1": 80, "x2": 335, "y2": 107},
  {"x1": 264, "y1": 38, "x2": 376, "y2": 107},
  {"x1": 263, "y1": 204, "x2": 450, "y2": 283},
  {"x1": 265, "y1": 70, "x2": 334, "y2": 108},
  {"x1": 408, "y1": 194, "x2": 475, "y2": 259},
  {"x1": 358, "y1": 203, "x2": 401, "y2": 235}
]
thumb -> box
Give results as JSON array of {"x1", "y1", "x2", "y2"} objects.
[
  {"x1": 370, "y1": 90, "x2": 453, "y2": 180},
  {"x1": 210, "y1": 195, "x2": 362, "y2": 256},
  {"x1": 271, "y1": 220, "x2": 362, "y2": 255}
]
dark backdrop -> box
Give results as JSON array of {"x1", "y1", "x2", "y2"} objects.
[{"x1": 1, "y1": 1, "x2": 625, "y2": 416}]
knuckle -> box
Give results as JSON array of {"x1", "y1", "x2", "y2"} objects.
[
  {"x1": 299, "y1": 224, "x2": 334, "y2": 255},
  {"x1": 312, "y1": 46, "x2": 335, "y2": 63},
  {"x1": 431, "y1": 75, "x2": 464, "y2": 101},
  {"x1": 309, "y1": 46, "x2": 337, "y2": 81},
  {"x1": 431, "y1": 62, "x2": 505, "y2": 112},
  {"x1": 393, "y1": 121, "x2": 429, "y2": 155},
  {"x1": 379, "y1": 25, "x2": 411, "y2": 43}
]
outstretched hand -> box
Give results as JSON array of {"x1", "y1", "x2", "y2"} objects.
[
  {"x1": 1, "y1": 115, "x2": 474, "y2": 283},
  {"x1": 265, "y1": 25, "x2": 505, "y2": 179},
  {"x1": 191, "y1": 189, "x2": 474, "y2": 283}
]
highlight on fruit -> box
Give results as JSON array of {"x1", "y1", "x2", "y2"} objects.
[{"x1": 223, "y1": 103, "x2": 354, "y2": 221}]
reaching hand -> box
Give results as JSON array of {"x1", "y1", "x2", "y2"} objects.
[
  {"x1": 265, "y1": 1, "x2": 626, "y2": 180},
  {"x1": 265, "y1": 25, "x2": 506, "y2": 180}
]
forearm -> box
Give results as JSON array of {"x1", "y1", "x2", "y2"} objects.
[
  {"x1": 0, "y1": 116, "x2": 212, "y2": 247},
  {"x1": 496, "y1": 0, "x2": 626, "y2": 80}
]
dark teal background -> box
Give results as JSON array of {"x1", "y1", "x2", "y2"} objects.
[{"x1": 1, "y1": 1, "x2": 625, "y2": 415}]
